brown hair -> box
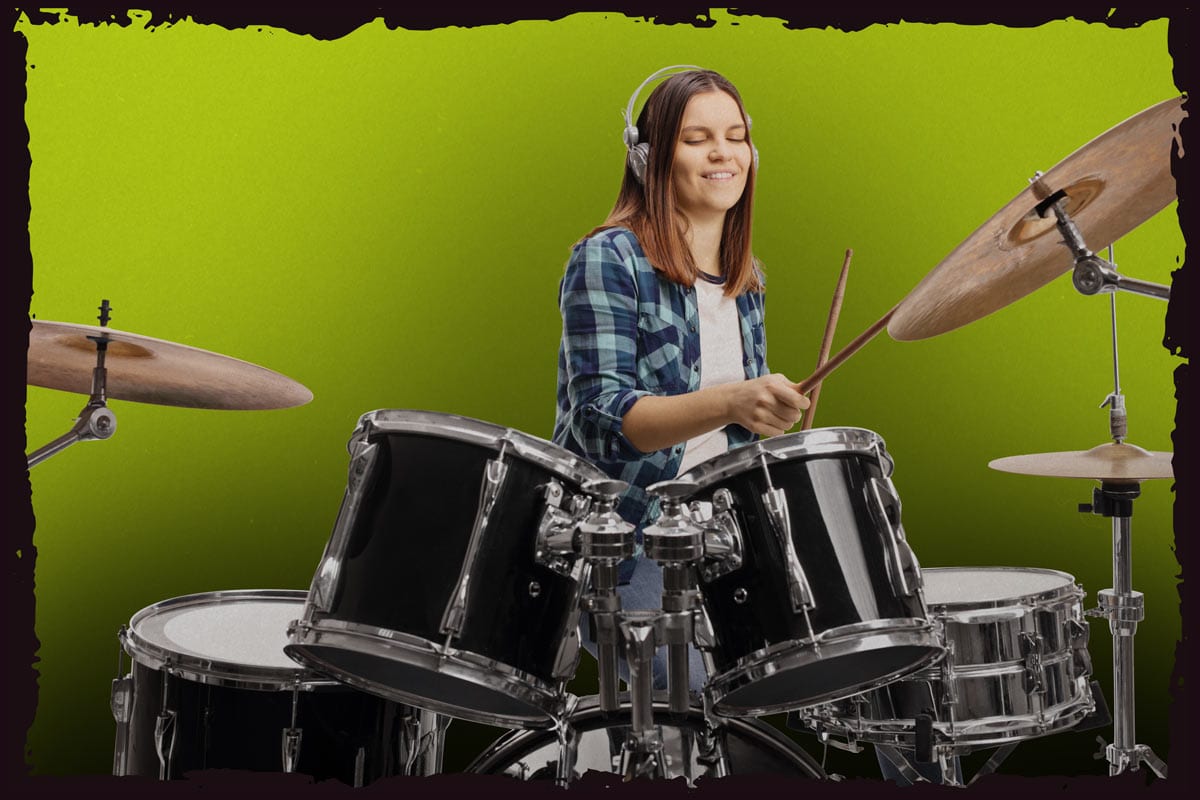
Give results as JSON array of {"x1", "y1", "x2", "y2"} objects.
[{"x1": 592, "y1": 69, "x2": 761, "y2": 295}]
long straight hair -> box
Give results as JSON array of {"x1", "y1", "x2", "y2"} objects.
[{"x1": 593, "y1": 69, "x2": 762, "y2": 296}]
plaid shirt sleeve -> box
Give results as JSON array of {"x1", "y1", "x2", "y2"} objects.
[{"x1": 556, "y1": 231, "x2": 655, "y2": 463}]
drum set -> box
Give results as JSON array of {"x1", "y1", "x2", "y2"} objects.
[{"x1": 24, "y1": 94, "x2": 1184, "y2": 787}]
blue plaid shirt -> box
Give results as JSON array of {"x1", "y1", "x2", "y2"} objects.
[{"x1": 553, "y1": 227, "x2": 768, "y2": 555}]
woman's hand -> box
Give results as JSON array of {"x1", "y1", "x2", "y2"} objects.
[{"x1": 720, "y1": 373, "x2": 810, "y2": 437}]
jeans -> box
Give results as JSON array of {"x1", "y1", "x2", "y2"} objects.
[{"x1": 581, "y1": 555, "x2": 709, "y2": 693}]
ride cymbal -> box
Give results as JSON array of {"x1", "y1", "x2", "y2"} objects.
[
  {"x1": 988, "y1": 442, "x2": 1173, "y2": 482},
  {"x1": 27, "y1": 319, "x2": 313, "y2": 410},
  {"x1": 889, "y1": 95, "x2": 1186, "y2": 341}
]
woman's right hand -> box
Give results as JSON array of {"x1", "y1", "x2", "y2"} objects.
[{"x1": 721, "y1": 373, "x2": 810, "y2": 437}]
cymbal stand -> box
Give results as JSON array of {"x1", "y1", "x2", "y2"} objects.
[
  {"x1": 1072, "y1": 254, "x2": 1167, "y2": 777},
  {"x1": 27, "y1": 299, "x2": 118, "y2": 469}
]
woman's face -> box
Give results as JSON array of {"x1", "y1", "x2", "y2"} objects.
[{"x1": 670, "y1": 90, "x2": 752, "y2": 227}]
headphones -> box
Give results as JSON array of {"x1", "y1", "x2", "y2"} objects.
[{"x1": 622, "y1": 64, "x2": 760, "y2": 185}]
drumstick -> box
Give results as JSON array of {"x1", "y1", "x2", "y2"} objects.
[
  {"x1": 796, "y1": 304, "x2": 899, "y2": 394},
  {"x1": 801, "y1": 249, "x2": 853, "y2": 430}
]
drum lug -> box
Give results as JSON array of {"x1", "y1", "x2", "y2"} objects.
[
  {"x1": 311, "y1": 439, "x2": 383, "y2": 613},
  {"x1": 1020, "y1": 631, "x2": 1047, "y2": 695},
  {"x1": 761, "y1": 487, "x2": 816, "y2": 611},
  {"x1": 1068, "y1": 618, "x2": 1094, "y2": 677},
  {"x1": 441, "y1": 450, "x2": 510, "y2": 638},
  {"x1": 866, "y1": 477, "x2": 922, "y2": 597},
  {"x1": 281, "y1": 726, "x2": 303, "y2": 773},
  {"x1": 692, "y1": 606, "x2": 717, "y2": 650},
  {"x1": 692, "y1": 489, "x2": 744, "y2": 582},
  {"x1": 551, "y1": 626, "x2": 583, "y2": 679},
  {"x1": 110, "y1": 673, "x2": 133, "y2": 776},
  {"x1": 154, "y1": 708, "x2": 177, "y2": 780}
]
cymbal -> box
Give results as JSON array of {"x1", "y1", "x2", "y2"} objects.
[
  {"x1": 988, "y1": 442, "x2": 1173, "y2": 482},
  {"x1": 27, "y1": 320, "x2": 314, "y2": 410},
  {"x1": 889, "y1": 95, "x2": 1186, "y2": 341}
]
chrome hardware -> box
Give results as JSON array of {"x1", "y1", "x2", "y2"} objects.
[
  {"x1": 577, "y1": 479, "x2": 635, "y2": 563},
  {"x1": 110, "y1": 674, "x2": 133, "y2": 776},
  {"x1": 732, "y1": 587, "x2": 749, "y2": 605},
  {"x1": 281, "y1": 727, "x2": 303, "y2": 773},
  {"x1": 866, "y1": 476, "x2": 920, "y2": 597},
  {"x1": 693, "y1": 488, "x2": 744, "y2": 582},
  {"x1": 692, "y1": 606, "x2": 717, "y2": 649},
  {"x1": 535, "y1": 479, "x2": 584, "y2": 575},
  {"x1": 577, "y1": 479, "x2": 633, "y2": 712},
  {"x1": 154, "y1": 709, "x2": 177, "y2": 780},
  {"x1": 528, "y1": 581, "x2": 542, "y2": 597},
  {"x1": 1021, "y1": 631, "x2": 1046, "y2": 695},
  {"x1": 761, "y1": 486, "x2": 814, "y2": 611},
  {"x1": 311, "y1": 439, "x2": 383, "y2": 612},
  {"x1": 441, "y1": 448, "x2": 510, "y2": 638}
]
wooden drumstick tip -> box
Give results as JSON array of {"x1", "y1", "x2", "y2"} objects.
[{"x1": 801, "y1": 249, "x2": 853, "y2": 430}]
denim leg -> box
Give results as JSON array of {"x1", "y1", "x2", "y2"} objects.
[{"x1": 581, "y1": 555, "x2": 708, "y2": 693}]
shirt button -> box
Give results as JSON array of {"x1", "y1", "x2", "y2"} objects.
[{"x1": 688, "y1": 322, "x2": 696, "y2": 332}]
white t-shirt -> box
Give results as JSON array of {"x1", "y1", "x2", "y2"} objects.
[{"x1": 678, "y1": 277, "x2": 745, "y2": 476}]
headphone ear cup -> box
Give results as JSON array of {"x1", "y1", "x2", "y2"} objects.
[{"x1": 628, "y1": 142, "x2": 650, "y2": 184}]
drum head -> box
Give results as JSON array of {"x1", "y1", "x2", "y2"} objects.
[
  {"x1": 923, "y1": 567, "x2": 1078, "y2": 610},
  {"x1": 122, "y1": 590, "x2": 313, "y2": 689}
]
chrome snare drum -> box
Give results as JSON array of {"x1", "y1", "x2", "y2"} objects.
[
  {"x1": 801, "y1": 567, "x2": 1095, "y2": 753},
  {"x1": 677, "y1": 427, "x2": 942, "y2": 717},
  {"x1": 286, "y1": 410, "x2": 609, "y2": 729},
  {"x1": 111, "y1": 590, "x2": 408, "y2": 785}
]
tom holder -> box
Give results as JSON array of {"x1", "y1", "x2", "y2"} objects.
[
  {"x1": 577, "y1": 479, "x2": 635, "y2": 716},
  {"x1": 27, "y1": 300, "x2": 118, "y2": 469},
  {"x1": 642, "y1": 480, "x2": 706, "y2": 718}
]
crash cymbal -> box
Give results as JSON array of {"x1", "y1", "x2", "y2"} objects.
[
  {"x1": 889, "y1": 95, "x2": 1186, "y2": 341},
  {"x1": 27, "y1": 320, "x2": 313, "y2": 410},
  {"x1": 988, "y1": 442, "x2": 1173, "y2": 482}
]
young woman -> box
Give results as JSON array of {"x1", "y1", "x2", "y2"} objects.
[{"x1": 552, "y1": 66, "x2": 809, "y2": 692}]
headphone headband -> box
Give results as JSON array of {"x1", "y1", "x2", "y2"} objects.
[{"x1": 622, "y1": 64, "x2": 706, "y2": 147}]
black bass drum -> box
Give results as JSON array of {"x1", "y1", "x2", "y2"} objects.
[
  {"x1": 111, "y1": 589, "x2": 407, "y2": 785},
  {"x1": 466, "y1": 694, "x2": 825, "y2": 782}
]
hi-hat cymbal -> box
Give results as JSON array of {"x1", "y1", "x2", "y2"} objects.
[
  {"x1": 889, "y1": 95, "x2": 1186, "y2": 341},
  {"x1": 27, "y1": 320, "x2": 313, "y2": 410},
  {"x1": 988, "y1": 442, "x2": 1173, "y2": 482}
]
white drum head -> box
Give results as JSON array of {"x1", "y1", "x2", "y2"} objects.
[
  {"x1": 923, "y1": 567, "x2": 1077, "y2": 609},
  {"x1": 123, "y1": 590, "x2": 312, "y2": 687}
]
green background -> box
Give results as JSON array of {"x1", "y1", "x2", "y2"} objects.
[{"x1": 16, "y1": 8, "x2": 1185, "y2": 784}]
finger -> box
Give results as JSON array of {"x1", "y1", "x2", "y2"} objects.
[{"x1": 765, "y1": 382, "x2": 809, "y2": 411}]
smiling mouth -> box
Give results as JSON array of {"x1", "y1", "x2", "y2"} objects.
[{"x1": 704, "y1": 172, "x2": 737, "y2": 180}]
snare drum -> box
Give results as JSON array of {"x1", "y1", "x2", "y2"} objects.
[
  {"x1": 467, "y1": 693, "x2": 826, "y2": 783},
  {"x1": 111, "y1": 590, "x2": 408, "y2": 785},
  {"x1": 285, "y1": 410, "x2": 610, "y2": 729},
  {"x1": 678, "y1": 427, "x2": 943, "y2": 717},
  {"x1": 801, "y1": 567, "x2": 1095, "y2": 753}
]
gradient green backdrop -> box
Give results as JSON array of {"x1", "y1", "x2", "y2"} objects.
[{"x1": 17, "y1": 8, "x2": 1185, "y2": 784}]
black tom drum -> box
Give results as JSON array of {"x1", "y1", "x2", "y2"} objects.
[
  {"x1": 679, "y1": 427, "x2": 943, "y2": 716},
  {"x1": 286, "y1": 410, "x2": 609, "y2": 729}
]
